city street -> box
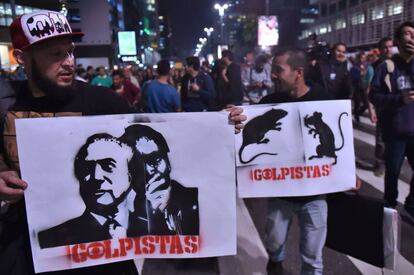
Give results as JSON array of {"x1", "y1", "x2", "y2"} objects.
[{"x1": 139, "y1": 112, "x2": 414, "y2": 275}]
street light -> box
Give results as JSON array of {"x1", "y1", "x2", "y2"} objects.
[
  {"x1": 59, "y1": 0, "x2": 68, "y2": 16},
  {"x1": 204, "y1": 27, "x2": 214, "y2": 37},
  {"x1": 203, "y1": 28, "x2": 214, "y2": 54},
  {"x1": 214, "y1": 3, "x2": 229, "y2": 16},
  {"x1": 214, "y1": 3, "x2": 229, "y2": 44}
]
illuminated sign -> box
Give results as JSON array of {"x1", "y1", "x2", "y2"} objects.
[
  {"x1": 258, "y1": 16, "x2": 279, "y2": 47},
  {"x1": 118, "y1": 31, "x2": 137, "y2": 56},
  {"x1": 120, "y1": 56, "x2": 138, "y2": 62}
]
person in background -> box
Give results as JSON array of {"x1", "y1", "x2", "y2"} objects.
[
  {"x1": 91, "y1": 66, "x2": 113, "y2": 88},
  {"x1": 143, "y1": 59, "x2": 181, "y2": 113},
  {"x1": 369, "y1": 22, "x2": 414, "y2": 218},
  {"x1": 350, "y1": 51, "x2": 373, "y2": 123},
  {"x1": 243, "y1": 54, "x2": 272, "y2": 104},
  {"x1": 141, "y1": 67, "x2": 155, "y2": 86},
  {"x1": 201, "y1": 60, "x2": 211, "y2": 74},
  {"x1": 221, "y1": 50, "x2": 244, "y2": 106},
  {"x1": 312, "y1": 42, "x2": 353, "y2": 100},
  {"x1": 75, "y1": 64, "x2": 87, "y2": 82},
  {"x1": 111, "y1": 70, "x2": 140, "y2": 106},
  {"x1": 181, "y1": 56, "x2": 215, "y2": 112},
  {"x1": 369, "y1": 37, "x2": 394, "y2": 177},
  {"x1": 214, "y1": 59, "x2": 230, "y2": 109},
  {"x1": 84, "y1": 65, "x2": 95, "y2": 83},
  {"x1": 123, "y1": 66, "x2": 140, "y2": 89}
]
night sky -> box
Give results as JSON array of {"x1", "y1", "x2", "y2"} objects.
[{"x1": 159, "y1": 0, "x2": 216, "y2": 57}]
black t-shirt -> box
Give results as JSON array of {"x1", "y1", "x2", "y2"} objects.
[
  {"x1": 260, "y1": 84, "x2": 332, "y2": 202},
  {"x1": 260, "y1": 83, "x2": 332, "y2": 104},
  {"x1": 11, "y1": 80, "x2": 134, "y2": 115},
  {"x1": 0, "y1": 81, "x2": 138, "y2": 275}
]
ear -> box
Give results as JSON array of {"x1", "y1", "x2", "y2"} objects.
[
  {"x1": 296, "y1": 67, "x2": 304, "y2": 79},
  {"x1": 12, "y1": 49, "x2": 26, "y2": 66}
]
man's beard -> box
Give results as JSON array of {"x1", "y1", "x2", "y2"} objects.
[{"x1": 30, "y1": 58, "x2": 76, "y2": 101}]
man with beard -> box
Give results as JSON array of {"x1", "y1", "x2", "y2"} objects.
[
  {"x1": 38, "y1": 134, "x2": 141, "y2": 248},
  {"x1": 111, "y1": 69, "x2": 140, "y2": 106},
  {"x1": 119, "y1": 124, "x2": 199, "y2": 236},
  {"x1": 0, "y1": 10, "x2": 137, "y2": 275}
]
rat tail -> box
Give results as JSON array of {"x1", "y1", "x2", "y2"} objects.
[
  {"x1": 239, "y1": 149, "x2": 278, "y2": 164},
  {"x1": 335, "y1": 112, "x2": 348, "y2": 151}
]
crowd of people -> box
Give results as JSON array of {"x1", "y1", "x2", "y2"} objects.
[
  {"x1": 62, "y1": 35, "x2": 400, "y2": 134},
  {"x1": 0, "y1": 8, "x2": 413, "y2": 275}
]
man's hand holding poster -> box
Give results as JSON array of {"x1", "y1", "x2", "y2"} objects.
[
  {"x1": 236, "y1": 100, "x2": 356, "y2": 198},
  {"x1": 15, "y1": 112, "x2": 236, "y2": 273}
]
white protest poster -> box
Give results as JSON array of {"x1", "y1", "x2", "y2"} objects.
[
  {"x1": 236, "y1": 100, "x2": 356, "y2": 198},
  {"x1": 15, "y1": 112, "x2": 236, "y2": 273}
]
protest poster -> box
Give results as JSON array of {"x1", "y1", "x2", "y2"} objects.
[
  {"x1": 15, "y1": 112, "x2": 236, "y2": 273},
  {"x1": 236, "y1": 100, "x2": 356, "y2": 198}
]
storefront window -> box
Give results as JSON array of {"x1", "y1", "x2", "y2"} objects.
[
  {"x1": 0, "y1": 4, "x2": 38, "y2": 26},
  {"x1": 16, "y1": 5, "x2": 24, "y2": 16}
]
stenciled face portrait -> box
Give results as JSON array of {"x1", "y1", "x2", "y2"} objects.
[
  {"x1": 77, "y1": 138, "x2": 133, "y2": 216},
  {"x1": 135, "y1": 136, "x2": 171, "y2": 193}
]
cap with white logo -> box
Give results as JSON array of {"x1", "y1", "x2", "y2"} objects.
[{"x1": 9, "y1": 10, "x2": 84, "y2": 50}]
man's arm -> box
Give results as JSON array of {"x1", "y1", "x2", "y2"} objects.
[
  {"x1": 130, "y1": 82, "x2": 141, "y2": 105},
  {"x1": 366, "y1": 66, "x2": 377, "y2": 123},
  {"x1": 172, "y1": 89, "x2": 182, "y2": 112}
]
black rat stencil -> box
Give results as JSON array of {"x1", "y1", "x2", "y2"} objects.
[
  {"x1": 239, "y1": 109, "x2": 288, "y2": 164},
  {"x1": 304, "y1": 111, "x2": 348, "y2": 165}
]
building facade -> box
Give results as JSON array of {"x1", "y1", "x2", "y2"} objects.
[
  {"x1": 68, "y1": 0, "x2": 162, "y2": 68},
  {"x1": 68, "y1": 0, "x2": 114, "y2": 68},
  {"x1": 0, "y1": 0, "x2": 59, "y2": 70},
  {"x1": 301, "y1": 0, "x2": 414, "y2": 49}
]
